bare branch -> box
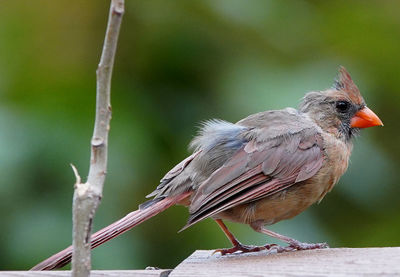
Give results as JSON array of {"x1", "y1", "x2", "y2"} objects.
[
  {"x1": 71, "y1": 1, "x2": 124, "y2": 276},
  {"x1": 70, "y1": 164, "x2": 81, "y2": 186}
]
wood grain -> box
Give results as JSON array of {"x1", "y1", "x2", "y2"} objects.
[
  {"x1": 0, "y1": 270, "x2": 170, "y2": 277},
  {"x1": 2, "y1": 248, "x2": 400, "y2": 276},
  {"x1": 170, "y1": 248, "x2": 400, "y2": 277}
]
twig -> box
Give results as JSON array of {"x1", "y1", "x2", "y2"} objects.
[{"x1": 71, "y1": 1, "x2": 124, "y2": 276}]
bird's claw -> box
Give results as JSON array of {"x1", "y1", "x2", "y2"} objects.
[
  {"x1": 213, "y1": 240, "x2": 328, "y2": 256},
  {"x1": 213, "y1": 243, "x2": 278, "y2": 256},
  {"x1": 273, "y1": 241, "x2": 329, "y2": 253},
  {"x1": 290, "y1": 241, "x2": 329, "y2": 250}
]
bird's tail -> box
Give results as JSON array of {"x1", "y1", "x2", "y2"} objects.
[{"x1": 31, "y1": 191, "x2": 191, "y2": 271}]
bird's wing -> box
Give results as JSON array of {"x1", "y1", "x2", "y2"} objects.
[
  {"x1": 145, "y1": 150, "x2": 201, "y2": 199},
  {"x1": 184, "y1": 122, "x2": 324, "y2": 229}
]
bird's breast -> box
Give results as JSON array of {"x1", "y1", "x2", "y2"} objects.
[{"x1": 320, "y1": 133, "x2": 353, "y2": 195}]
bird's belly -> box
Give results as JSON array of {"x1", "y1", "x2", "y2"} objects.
[{"x1": 216, "y1": 180, "x2": 327, "y2": 225}]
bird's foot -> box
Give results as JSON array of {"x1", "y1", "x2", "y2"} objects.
[
  {"x1": 274, "y1": 241, "x2": 329, "y2": 253},
  {"x1": 290, "y1": 241, "x2": 329, "y2": 250},
  {"x1": 213, "y1": 243, "x2": 278, "y2": 256}
]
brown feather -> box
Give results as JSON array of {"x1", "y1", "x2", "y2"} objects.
[
  {"x1": 335, "y1": 66, "x2": 365, "y2": 105},
  {"x1": 183, "y1": 128, "x2": 324, "y2": 230}
]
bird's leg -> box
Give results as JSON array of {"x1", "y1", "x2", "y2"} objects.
[
  {"x1": 213, "y1": 219, "x2": 276, "y2": 255},
  {"x1": 251, "y1": 223, "x2": 329, "y2": 253}
]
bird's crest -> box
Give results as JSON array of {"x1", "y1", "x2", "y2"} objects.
[{"x1": 334, "y1": 66, "x2": 364, "y2": 104}]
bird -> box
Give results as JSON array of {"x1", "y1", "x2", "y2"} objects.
[{"x1": 32, "y1": 67, "x2": 383, "y2": 270}]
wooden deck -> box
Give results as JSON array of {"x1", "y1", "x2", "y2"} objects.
[{"x1": 2, "y1": 247, "x2": 400, "y2": 276}]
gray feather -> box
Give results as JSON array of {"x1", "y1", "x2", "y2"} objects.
[
  {"x1": 147, "y1": 120, "x2": 250, "y2": 199},
  {"x1": 189, "y1": 119, "x2": 248, "y2": 152}
]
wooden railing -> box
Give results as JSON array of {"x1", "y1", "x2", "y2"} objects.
[{"x1": 2, "y1": 247, "x2": 400, "y2": 276}]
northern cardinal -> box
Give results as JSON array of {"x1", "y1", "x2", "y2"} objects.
[{"x1": 32, "y1": 67, "x2": 383, "y2": 270}]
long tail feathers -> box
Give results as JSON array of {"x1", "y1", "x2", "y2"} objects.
[{"x1": 31, "y1": 192, "x2": 191, "y2": 271}]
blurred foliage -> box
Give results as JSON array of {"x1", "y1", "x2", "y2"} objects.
[{"x1": 0, "y1": 0, "x2": 399, "y2": 270}]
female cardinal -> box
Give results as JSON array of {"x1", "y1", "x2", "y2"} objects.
[{"x1": 32, "y1": 67, "x2": 383, "y2": 270}]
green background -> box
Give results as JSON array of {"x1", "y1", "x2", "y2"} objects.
[{"x1": 0, "y1": 0, "x2": 399, "y2": 270}]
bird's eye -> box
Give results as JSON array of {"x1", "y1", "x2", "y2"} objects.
[{"x1": 336, "y1": 101, "x2": 350, "y2": 113}]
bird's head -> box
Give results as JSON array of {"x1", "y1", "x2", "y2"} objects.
[{"x1": 299, "y1": 66, "x2": 383, "y2": 141}]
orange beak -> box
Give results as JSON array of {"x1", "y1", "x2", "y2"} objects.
[{"x1": 351, "y1": 107, "x2": 383, "y2": 128}]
